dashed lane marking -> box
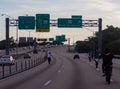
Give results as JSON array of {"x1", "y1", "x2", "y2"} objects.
[
  {"x1": 58, "y1": 70, "x2": 61, "y2": 73},
  {"x1": 44, "y1": 80, "x2": 52, "y2": 86}
]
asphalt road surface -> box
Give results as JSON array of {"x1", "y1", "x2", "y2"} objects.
[{"x1": 0, "y1": 46, "x2": 120, "y2": 89}]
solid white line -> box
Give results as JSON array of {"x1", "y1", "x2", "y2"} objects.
[{"x1": 44, "y1": 80, "x2": 52, "y2": 86}]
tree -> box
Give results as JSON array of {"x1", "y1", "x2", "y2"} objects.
[
  {"x1": 75, "y1": 25, "x2": 120, "y2": 54},
  {"x1": 0, "y1": 36, "x2": 15, "y2": 49}
]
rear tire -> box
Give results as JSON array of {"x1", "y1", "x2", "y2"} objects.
[{"x1": 105, "y1": 66, "x2": 112, "y2": 84}]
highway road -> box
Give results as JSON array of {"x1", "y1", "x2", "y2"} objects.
[{"x1": 0, "y1": 46, "x2": 120, "y2": 89}]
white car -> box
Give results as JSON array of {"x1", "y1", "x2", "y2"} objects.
[{"x1": 0, "y1": 55, "x2": 15, "y2": 65}]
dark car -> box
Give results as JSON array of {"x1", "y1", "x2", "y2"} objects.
[
  {"x1": 74, "y1": 55, "x2": 80, "y2": 59},
  {"x1": 23, "y1": 53, "x2": 31, "y2": 59},
  {"x1": 33, "y1": 50, "x2": 38, "y2": 54}
]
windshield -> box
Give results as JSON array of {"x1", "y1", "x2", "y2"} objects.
[{"x1": 2, "y1": 56, "x2": 10, "y2": 58}]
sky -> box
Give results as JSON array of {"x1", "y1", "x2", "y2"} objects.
[{"x1": 0, "y1": 0, "x2": 120, "y2": 44}]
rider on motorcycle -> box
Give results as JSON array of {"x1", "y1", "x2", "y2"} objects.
[
  {"x1": 101, "y1": 48, "x2": 114, "y2": 84},
  {"x1": 47, "y1": 51, "x2": 53, "y2": 64}
]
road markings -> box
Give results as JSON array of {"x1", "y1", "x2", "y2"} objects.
[
  {"x1": 44, "y1": 80, "x2": 52, "y2": 86},
  {"x1": 58, "y1": 70, "x2": 61, "y2": 73}
]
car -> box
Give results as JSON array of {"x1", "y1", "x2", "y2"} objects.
[
  {"x1": 23, "y1": 53, "x2": 31, "y2": 59},
  {"x1": 42, "y1": 49, "x2": 45, "y2": 52},
  {"x1": 33, "y1": 50, "x2": 38, "y2": 54},
  {"x1": 0, "y1": 55, "x2": 15, "y2": 65},
  {"x1": 74, "y1": 55, "x2": 80, "y2": 59},
  {"x1": 22, "y1": 47, "x2": 27, "y2": 50}
]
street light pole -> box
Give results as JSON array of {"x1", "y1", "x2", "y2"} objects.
[{"x1": 1, "y1": 14, "x2": 17, "y2": 55}]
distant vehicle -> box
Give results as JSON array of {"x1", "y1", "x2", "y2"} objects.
[
  {"x1": 33, "y1": 50, "x2": 38, "y2": 54},
  {"x1": 43, "y1": 49, "x2": 46, "y2": 52},
  {"x1": 23, "y1": 53, "x2": 31, "y2": 59},
  {"x1": 0, "y1": 55, "x2": 15, "y2": 65},
  {"x1": 22, "y1": 47, "x2": 27, "y2": 50}
]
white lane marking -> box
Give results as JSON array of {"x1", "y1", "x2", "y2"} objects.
[
  {"x1": 44, "y1": 80, "x2": 52, "y2": 86},
  {"x1": 58, "y1": 70, "x2": 61, "y2": 73}
]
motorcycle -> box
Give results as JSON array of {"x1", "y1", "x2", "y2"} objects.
[{"x1": 105, "y1": 65, "x2": 112, "y2": 84}]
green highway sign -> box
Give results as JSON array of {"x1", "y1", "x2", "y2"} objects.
[
  {"x1": 56, "y1": 36, "x2": 61, "y2": 43},
  {"x1": 18, "y1": 16, "x2": 35, "y2": 29},
  {"x1": 61, "y1": 35, "x2": 66, "y2": 42},
  {"x1": 56, "y1": 35, "x2": 66, "y2": 43},
  {"x1": 57, "y1": 18, "x2": 82, "y2": 28},
  {"x1": 49, "y1": 38, "x2": 54, "y2": 41},
  {"x1": 36, "y1": 14, "x2": 50, "y2": 32}
]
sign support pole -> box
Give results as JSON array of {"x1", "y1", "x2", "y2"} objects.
[
  {"x1": 5, "y1": 18, "x2": 9, "y2": 55},
  {"x1": 98, "y1": 18, "x2": 102, "y2": 55}
]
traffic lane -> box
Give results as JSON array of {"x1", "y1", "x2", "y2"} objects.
[
  {"x1": 48, "y1": 47, "x2": 120, "y2": 89},
  {"x1": 53, "y1": 48, "x2": 120, "y2": 89},
  {"x1": 54, "y1": 47, "x2": 120, "y2": 89},
  {"x1": 79, "y1": 53, "x2": 120, "y2": 78},
  {"x1": 0, "y1": 51, "x2": 63, "y2": 89},
  {"x1": 50, "y1": 46, "x2": 88, "y2": 89},
  {"x1": 34, "y1": 46, "x2": 86, "y2": 89},
  {"x1": 41, "y1": 53, "x2": 87, "y2": 89},
  {"x1": 79, "y1": 53, "x2": 120, "y2": 84},
  {"x1": 71, "y1": 53, "x2": 120, "y2": 89}
]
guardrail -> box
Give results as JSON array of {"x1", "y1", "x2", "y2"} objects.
[{"x1": 0, "y1": 54, "x2": 47, "y2": 80}]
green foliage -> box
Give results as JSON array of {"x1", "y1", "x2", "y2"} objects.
[
  {"x1": 0, "y1": 37, "x2": 16, "y2": 50},
  {"x1": 101, "y1": 25, "x2": 120, "y2": 49},
  {"x1": 0, "y1": 40, "x2": 6, "y2": 49},
  {"x1": 95, "y1": 25, "x2": 120, "y2": 54},
  {"x1": 106, "y1": 40, "x2": 120, "y2": 54},
  {"x1": 75, "y1": 25, "x2": 120, "y2": 54},
  {"x1": 75, "y1": 41, "x2": 90, "y2": 53}
]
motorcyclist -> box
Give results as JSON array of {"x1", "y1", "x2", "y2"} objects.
[
  {"x1": 47, "y1": 51, "x2": 53, "y2": 64},
  {"x1": 74, "y1": 52, "x2": 80, "y2": 59},
  {"x1": 101, "y1": 48, "x2": 114, "y2": 76},
  {"x1": 93, "y1": 49, "x2": 99, "y2": 69},
  {"x1": 101, "y1": 48, "x2": 114, "y2": 84}
]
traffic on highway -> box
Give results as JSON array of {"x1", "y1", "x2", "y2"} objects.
[{"x1": 0, "y1": 45, "x2": 120, "y2": 89}]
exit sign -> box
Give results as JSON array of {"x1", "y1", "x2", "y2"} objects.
[
  {"x1": 58, "y1": 18, "x2": 82, "y2": 28},
  {"x1": 18, "y1": 16, "x2": 35, "y2": 29}
]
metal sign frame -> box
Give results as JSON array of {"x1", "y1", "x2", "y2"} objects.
[{"x1": 5, "y1": 17, "x2": 102, "y2": 55}]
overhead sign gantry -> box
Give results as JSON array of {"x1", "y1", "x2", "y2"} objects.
[{"x1": 5, "y1": 14, "x2": 102, "y2": 55}]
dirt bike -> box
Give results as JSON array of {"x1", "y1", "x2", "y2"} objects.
[
  {"x1": 105, "y1": 65, "x2": 112, "y2": 84},
  {"x1": 48, "y1": 58, "x2": 51, "y2": 64},
  {"x1": 74, "y1": 55, "x2": 80, "y2": 59}
]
